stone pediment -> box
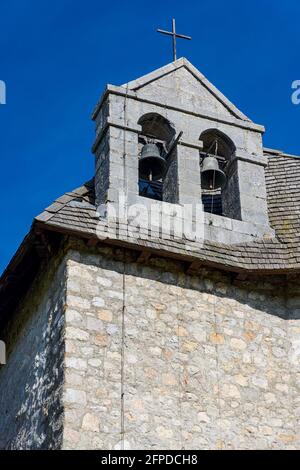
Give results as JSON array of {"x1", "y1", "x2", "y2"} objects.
[{"x1": 124, "y1": 57, "x2": 251, "y2": 122}]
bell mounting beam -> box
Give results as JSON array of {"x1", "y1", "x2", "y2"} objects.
[
  {"x1": 157, "y1": 19, "x2": 192, "y2": 61},
  {"x1": 165, "y1": 131, "x2": 183, "y2": 159}
]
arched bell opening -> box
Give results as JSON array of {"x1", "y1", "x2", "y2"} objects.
[
  {"x1": 138, "y1": 113, "x2": 176, "y2": 202},
  {"x1": 201, "y1": 129, "x2": 236, "y2": 160},
  {"x1": 199, "y1": 129, "x2": 240, "y2": 219}
]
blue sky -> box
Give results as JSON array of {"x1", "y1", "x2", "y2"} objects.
[{"x1": 0, "y1": 0, "x2": 299, "y2": 273}]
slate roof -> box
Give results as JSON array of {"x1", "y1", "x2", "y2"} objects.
[
  {"x1": 32, "y1": 151, "x2": 300, "y2": 275},
  {"x1": 0, "y1": 150, "x2": 299, "y2": 328}
]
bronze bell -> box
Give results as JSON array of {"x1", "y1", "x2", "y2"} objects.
[
  {"x1": 201, "y1": 155, "x2": 227, "y2": 190},
  {"x1": 139, "y1": 143, "x2": 166, "y2": 181}
]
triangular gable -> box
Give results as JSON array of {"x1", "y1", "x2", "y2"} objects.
[{"x1": 123, "y1": 58, "x2": 251, "y2": 122}]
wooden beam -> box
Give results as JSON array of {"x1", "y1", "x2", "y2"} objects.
[
  {"x1": 136, "y1": 250, "x2": 152, "y2": 264},
  {"x1": 86, "y1": 239, "x2": 99, "y2": 248},
  {"x1": 185, "y1": 260, "x2": 202, "y2": 275}
]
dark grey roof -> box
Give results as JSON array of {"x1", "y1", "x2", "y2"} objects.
[
  {"x1": 0, "y1": 151, "x2": 299, "y2": 328},
  {"x1": 33, "y1": 152, "x2": 300, "y2": 274}
]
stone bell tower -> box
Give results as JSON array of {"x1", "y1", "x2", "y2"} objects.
[
  {"x1": 92, "y1": 58, "x2": 274, "y2": 244},
  {"x1": 1, "y1": 57, "x2": 299, "y2": 451}
]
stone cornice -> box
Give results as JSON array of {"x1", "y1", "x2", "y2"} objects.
[
  {"x1": 92, "y1": 84, "x2": 265, "y2": 134},
  {"x1": 232, "y1": 151, "x2": 269, "y2": 167},
  {"x1": 92, "y1": 117, "x2": 204, "y2": 154}
]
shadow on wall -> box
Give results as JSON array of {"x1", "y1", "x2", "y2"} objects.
[{"x1": 72, "y1": 245, "x2": 299, "y2": 320}]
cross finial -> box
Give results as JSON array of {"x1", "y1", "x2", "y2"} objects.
[{"x1": 157, "y1": 19, "x2": 192, "y2": 62}]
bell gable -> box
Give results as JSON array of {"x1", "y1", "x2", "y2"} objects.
[{"x1": 124, "y1": 58, "x2": 251, "y2": 122}]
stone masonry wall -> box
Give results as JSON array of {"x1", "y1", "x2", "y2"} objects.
[
  {"x1": 63, "y1": 244, "x2": 300, "y2": 450},
  {"x1": 0, "y1": 256, "x2": 66, "y2": 449}
]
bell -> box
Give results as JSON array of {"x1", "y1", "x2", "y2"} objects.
[
  {"x1": 201, "y1": 155, "x2": 227, "y2": 190},
  {"x1": 139, "y1": 143, "x2": 166, "y2": 181}
]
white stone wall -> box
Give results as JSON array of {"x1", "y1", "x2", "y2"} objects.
[
  {"x1": 0, "y1": 257, "x2": 66, "y2": 449},
  {"x1": 63, "y1": 247, "x2": 300, "y2": 450}
]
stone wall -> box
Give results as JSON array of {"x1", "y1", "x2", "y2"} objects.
[
  {"x1": 63, "y1": 244, "x2": 300, "y2": 450},
  {"x1": 1, "y1": 240, "x2": 298, "y2": 450},
  {"x1": 0, "y1": 256, "x2": 66, "y2": 449}
]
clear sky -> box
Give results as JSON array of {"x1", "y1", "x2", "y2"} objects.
[{"x1": 0, "y1": 0, "x2": 299, "y2": 274}]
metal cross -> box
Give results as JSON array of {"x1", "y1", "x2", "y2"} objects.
[{"x1": 157, "y1": 19, "x2": 192, "y2": 62}]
